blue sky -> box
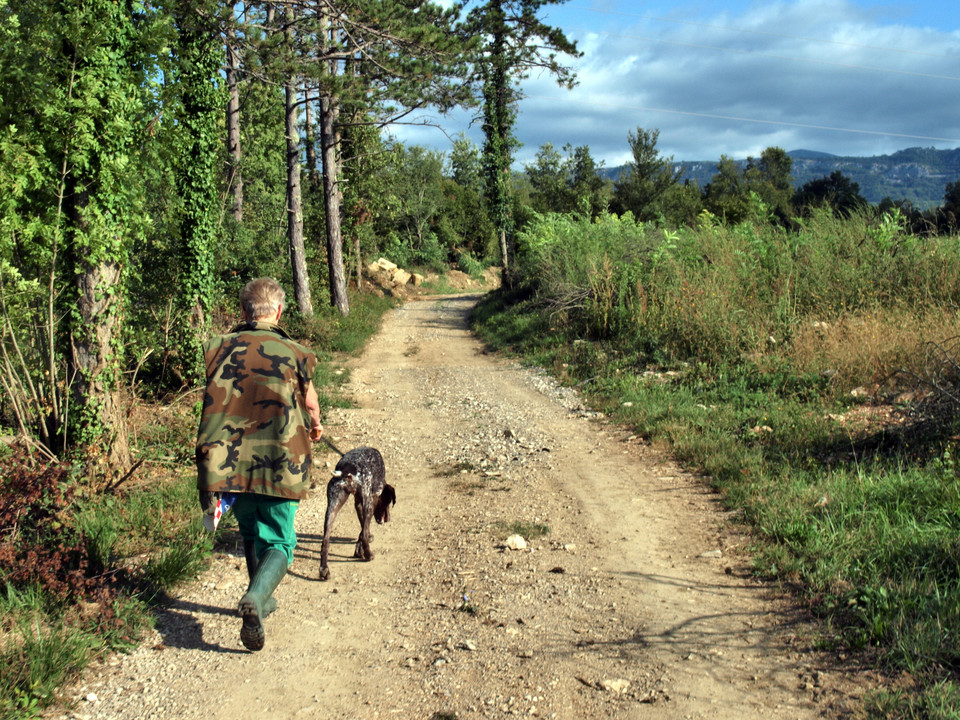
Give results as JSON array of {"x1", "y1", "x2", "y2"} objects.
[{"x1": 390, "y1": 0, "x2": 960, "y2": 169}]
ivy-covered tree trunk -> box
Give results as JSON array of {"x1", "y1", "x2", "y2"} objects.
[
  {"x1": 468, "y1": 0, "x2": 580, "y2": 276},
  {"x1": 319, "y1": 91, "x2": 348, "y2": 316},
  {"x1": 481, "y1": 36, "x2": 513, "y2": 270},
  {"x1": 70, "y1": 247, "x2": 132, "y2": 473},
  {"x1": 172, "y1": 0, "x2": 222, "y2": 384},
  {"x1": 59, "y1": 0, "x2": 149, "y2": 476}
]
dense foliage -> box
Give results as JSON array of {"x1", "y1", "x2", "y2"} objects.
[
  {"x1": 508, "y1": 209, "x2": 960, "y2": 372},
  {"x1": 0, "y1": 0, "x2": 484, "y2": 467}
]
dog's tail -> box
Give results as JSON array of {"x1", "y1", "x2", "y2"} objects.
[{"x1": 374, "y1": 484, "x2": 396, "y2": 524}]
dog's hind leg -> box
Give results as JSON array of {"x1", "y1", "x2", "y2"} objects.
[
  {"x1": 319, "y1": 483, "x2": 351, "y2": 581},
  {"x1": 354, "y1": 491, "x2": 375, "y2": 561}
]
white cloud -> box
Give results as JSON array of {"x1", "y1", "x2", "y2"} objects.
[{"x1": 390, "y1": 0, "x2": 960, "y2": 168}]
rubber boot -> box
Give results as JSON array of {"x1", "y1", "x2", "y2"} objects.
[
  {"x1": 238, "y1": 548, "x2": 287, "y2": 651},
  {"x1": 243, "y1": 540, "x2": 277, "y2": 618}
]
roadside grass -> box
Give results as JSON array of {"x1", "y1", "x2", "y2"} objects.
[
  {"x1": 422, "y1": 276, "x2": 467, "y2": 294},
  {"x1": 0, "y1": 288, "x2": 397, "y2": 720},
  {"x1": 472, "y1": 211, "x2": 960, "y2": 714},
  {"x1": 864, "y1": 679, "x2": 960, "y2": 720},
  {"x1": 450, "y1": 478, "x2": 486, "y2": 494},
  {"x1": 431, "y1": 711, "x2": 460, "y2": 720},
  {"x1": 436, "y1": 461, "x2": 480, "y2": 476},
  {"x1": 1, "y1": 606, "x2": 106, "y2": 720}
]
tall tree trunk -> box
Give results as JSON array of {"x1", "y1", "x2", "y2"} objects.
[
  {"x1": 341, "y1": 32, "x2": 362, "y2": 291},
  {"x1": 304, "y1": 87, "x2": 320, "y2": 192},
  {"x1": 355, "y1": 228, "x2": 362, "y2": 290},
  {"x1": 319, "y1": 91, "x2": 348, "y2": 316},
  {"x1": 286, "y1": 81, "x2": 312, "y2": 318},
  {"x1": 482, "y1": 13, "x2": 513, "y2": 272},
  {"x1": 174, "y1": 0, "x2": 221, "y2": 382},
  {"x1": 284, "y1": 7, "x2": 313, "y2": 317},
  {"x1": 71, "y1": 255, "x2": 132, "y2": 472},
  {"x1": 225, "y1": 3, "x2": 243, "y2": 222},
  {"x1": 66, "y1": 183, "x2": 132, "y2": 475}
]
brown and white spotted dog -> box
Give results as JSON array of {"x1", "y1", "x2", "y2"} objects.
[{"x1": 318, "y1": 447, "x2": 396, "y2": 581}]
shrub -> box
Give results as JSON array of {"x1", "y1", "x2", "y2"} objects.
[
  {"x1": 0, "y1": 452, "x2": 121, "y2": 620},
  {"x1": 456, "y1": 253, "x2": 486, "y2": 280}
]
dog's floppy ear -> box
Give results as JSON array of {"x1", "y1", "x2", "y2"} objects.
[{"x1": 374, "y1": 484, "x2": 396, "y2": 524}]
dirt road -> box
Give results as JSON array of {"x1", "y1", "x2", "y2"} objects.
[{"x1": 64, "y1": 293, "x2": 852, "y2": 720}]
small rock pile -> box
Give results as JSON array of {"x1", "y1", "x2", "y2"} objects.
[{"x1": 365, "y1": 258, "x2": 426, "y2": 297}]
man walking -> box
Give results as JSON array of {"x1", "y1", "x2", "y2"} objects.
[{"x1": 196, "y1": 277, "x2": 323, "y2": 651}]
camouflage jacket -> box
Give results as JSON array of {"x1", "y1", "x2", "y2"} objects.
[{"x1": 196, "y1": 321, "x2": 317, "y2": 500}]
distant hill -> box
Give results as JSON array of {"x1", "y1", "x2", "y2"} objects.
[{"x1": 604, "y1": 147, "x2": 960, "y2": 210}]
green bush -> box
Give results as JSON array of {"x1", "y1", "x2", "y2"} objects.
[
  {"x1": 456, "y1": 253, "x2": 486, "y2": 279},
  {"x1": 410, "y1": 234, "x2": 448, "y2": 274}
]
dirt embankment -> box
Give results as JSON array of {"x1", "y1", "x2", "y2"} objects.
[{"x1": 55, "y1": 293, "x2": 858, "y2": 720}]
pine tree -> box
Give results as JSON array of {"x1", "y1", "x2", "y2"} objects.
[
  {"x1": 611, "y1": 128, "x2": 679, "y2": 222},
  {"x1": 235, "y1": 0, "x2": 472, "y2": 316}
]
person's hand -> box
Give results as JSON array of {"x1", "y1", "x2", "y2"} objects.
[{"x1": 310, "y1": 424, "x2": 323, "y2": 442}]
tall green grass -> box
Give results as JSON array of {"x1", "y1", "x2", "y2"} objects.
[
  {"x1": 0, "y1": 584, "x2": 149, "y2": 720},
  {"x1": 474, "y1": 209, "x2": 960, "y2": 715},
  {"x1": 508, "y1": 210, "x2": 960, "y2": 389}
]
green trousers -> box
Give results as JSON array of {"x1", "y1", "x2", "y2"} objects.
[{"x1": 232, "y1": 494, "x2": 299, "y2": 566}]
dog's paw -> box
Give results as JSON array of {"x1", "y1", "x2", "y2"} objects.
[{"x1": 318, "y1": 566, "x2": 330, "y2": 581}]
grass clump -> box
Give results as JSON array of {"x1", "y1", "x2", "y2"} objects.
[
  {"x1": 494, "y1": 520, "x2": 550, "y2": 539},
  {"x1": 473, "y1": 209, "x2": 960, "y2": 713},
  {"x1": 864, "y1": 679, "x2": 960, "y2": 720}
]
